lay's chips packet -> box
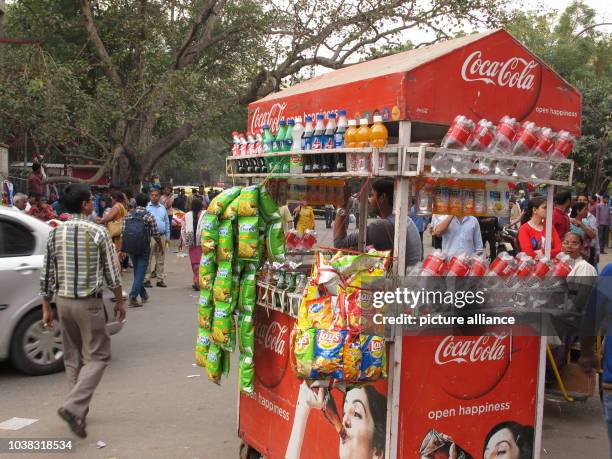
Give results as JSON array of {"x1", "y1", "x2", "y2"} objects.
[
  {"x1": 312, "y1": 329, "x2": 346, "y2": 379},
  {"x1": 360, "y1": 335, "x2": 386, "y2": 381}
]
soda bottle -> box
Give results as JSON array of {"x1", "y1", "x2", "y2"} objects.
[
  {"x1": 355, "y1": 118, "x2": 371, "y2": 172},
  {"x1": 281, "y1": 119, "x2": 294, "y2": 174},
  {"x1": 506, "y1": 253, "x2": 535, "y2": 288},
  {"x1": 531, "y1": 128, "x2": 556, "y2": 180},
  {"x1": 432, "y1": 116, "x2": 463, "y2": 174},
  {"x1": 488, "y1": 116, "x2": 519, "y2": 175},
  {"x1": 255, "y1": 128, "x2": 264, "y2": 155},
  {"x1": 421, "y1": 250, "x2": 447, "y2": 276},
  {"x1": 239, "y1": 133, "x2": 248, "y2": 156},
  {"x1": 446, "y1": 252, "x2": 471, "y2": 277},
  {"x1": 271, "y1": 120, "x2": 287, "y2": 173},
  {"x1": 441, "y1": 115, "x2": 474, "y2": 149},
  {"x1": 323, "y1": 113, "x2": 337, "y2": 172},
  {"x1": 311, "y1": 114, "x2": 326, "y2": 173},
  {"x1": 290, "y1": 117, "x2": 304, "y2": 174},
  {"x1": 302, "y1": 116, "x2": 314, "y2": 173},
  {"x1": 262, "y1": 124, "x2": 275, "y2": 173},
  {"x1": 467, "y1": 119, "x2": 496, "y2": 151},
  {"x1": 370, "y1": 115, "x2": 388, "y2": 148},
  {"x1": 549, "y1": 130, "x2": 575, "y2": 161},
  {"x1": 246, "y1": 132, "x2": 256, "y2": 155},
  {"x1": 345, "y1": 119, "x2": 358, "y2": 171},
  {"x1": 231, "y1": 131, "x2": 241, "y2": 156},
  {"x1": 512, "y1": 121, "x2": 539, "y2": 156},
  {"x1": 334, "y1": 110, "x2": 348, "y2": 172}
]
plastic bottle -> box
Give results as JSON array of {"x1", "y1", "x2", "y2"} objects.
[
  {"x1": 246, "y1": 132, "x2": 256, "y2": 156},
  {"x1": 302, "y1": 116, "x2": 314, "y2": 173},
  {"x1": 323, "y1": 113, "x2": 337, "y2": 172},
  {"x1": 531, "y1": 128, "x2": 556, "y2": 180},
  {"x1": 334, "y1": 110, "x2": 348, "y2": 173},
  {"x1": 231, "y1": 131, "x2": 241, "y2": 156},
  {"x1": 290, "y1": 117, "x2": 304, "y2": 174},
  {"x1": 549, "y1": 130, "x2": 575, "y2": 161},
  {"x1": 512, "y1": 121, "x2": 539, "y2": 156},
  {"x1": 262, "y1": 124, "x2": 275, "y2": 174},
  {"x1": 467, "y1": 119, "x2": 496, "y2": 151},
  {"x1": 461, "y1": 180, "x2": 476, "y2": 216},
  {"x1": 274, "y1": 120, "x2": 287, "y2": 153},
  {"x1": 311, "y1": 114, "x2": 326, "y2": 173},
  {"x1": 282, "y1": 119, "x2": 294, "y2": 173},
  {"x1": 370, "y1": 115, "x2": 389, "y2": 170},
  {"x1": 345, "y1": 119, "x2": 358, "y2": 171},
  {"x1": 488, "y1": 116, "x2": 519, "y2": 175},
  {"x1": 355, "y1": 119, "x2": 371, "y2": 172}
]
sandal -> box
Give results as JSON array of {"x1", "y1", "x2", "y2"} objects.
[{"x1": 57, "y1": 407, "x2": 87, "y2": 438}]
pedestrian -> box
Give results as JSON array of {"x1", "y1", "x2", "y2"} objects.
[
  {"x1": 293, "y1": 202, "x2": 315, "y2": 234},
  {"x1": 349, "y1": 194, "x2": 360, "y2": 228},
  {"x1": 27, "y1": 192, "x2": 57, "y2": 221},
  {"x1": 596, "y1": 195, "x2": 611, "y2": 254},
  {"x1": 476, "y1": 216, "x2": 499, "y2": 261},
  {"x1": 588, "y1": 194, "x2": 598, "y2": 216},
  {"x1": 570, "y1": 202, "x2": 597, "y2": 260},
  {"x1": 97, "y1": 191, "x2": 127, "y2": 257},
  {"x1": 508, "y1": 196, "x2": 523, "y2": 228},
  {"x1": 324, "y1": 204, "x2": 334, "y2": 229},
  {"x1": 409, "y1": 199, "x2": 428, "y2": 260},
  {"x1": 161, "y1": 184, "x2": 175, "y2": 238},
  {"x1": 12, "y1": 192, "x2": 30, "y2": 212},
  {"x1": 119, "y1": 193, "x2": 162, "y2": 307},
  {"x1": 552, "y1": 190, "x2": 572, "y2": 239},
  {"x1": 517, "y1": 196, "x2": 562, "y2": 257},
  {"x1": 577, "y1": 192, "x2": 600, "y2": 269},
  {"x1": 173, "y1": 188, "x2": 187, "y2": 212},
  {"x1": 27, "y1": 162, "x2": 44, "y2": 196},
  {"x1": 179, "y1": 197, "x2": 205, "y2": 291},
  {"x1": 40, "y1": 183, "x2": 125, "y2": 438},
  {"x1": 145, "y1": 187, "x2": 170, "y2": 288},
  {"x1": 98, "y1": 195, "x2": 111, "y2": 218},
  {"x1": 431, "y1": 214, "x2": 484, "y2": 257}
]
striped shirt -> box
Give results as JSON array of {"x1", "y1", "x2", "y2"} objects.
[{"x1": 40, "y1": 214, "x2": 122, "y2": 300}]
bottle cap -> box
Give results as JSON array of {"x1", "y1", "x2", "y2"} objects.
[
  {"x1": 279, "y1": 119, "x2": 286, "y2": 126},
  {"x1": 328, "y1": 113, "x2": 336, "y2": 118},
  {"x1": 305, "y1": 116, "x2": 313, "y2": 122},
  {"x1": 373, "y1": 115, "x2": 383, "y2": 123},
  {"x1": 262, "y1": 124, "x2": 270, "y2": 129},
  {"x1": 339, "y1": 110, "x2": 347, "y2": 116},
  {"x1": 294, "y1": 116, "x2": 302, "y2": 123},
  {"x1": 287, "y1": 119, "x2": 295, "y2": 125},
  {"x1": 316, "y1": 114, "x2": 325, "y2": 119},
  {"x1": 359, "y1": 118, "x2": 368, "y2": 125},
  {"x1": 348, "y1": 119, "x2": 357, "y2": 126}
]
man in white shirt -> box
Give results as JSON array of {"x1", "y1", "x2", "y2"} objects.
[
  {"x1": 432, "y1": 215, "x2": 484, "y2": 257},
  {"x1": 12, "y1": 193, "x2": 31, "y2": 212}
]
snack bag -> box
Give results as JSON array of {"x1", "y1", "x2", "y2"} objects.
[
  {"x1": 238, "y1": 310, "x2": 255, "y2": 355},
  {"x1": 206, "y1": 343, "x2": 222, "y2": 384},
  {"x1": 195, "y1": 327, "x2": 211, "y2": 367},
  {"x1": 197, "y1": 289, "x2": 214, "y2": 329},
  {"x1": 329, "y1": 252, "x2": 380, "y2": 276},
  {"x1": 199, "y1": 252, "x2": 217, "y2": 290},
  {"x1": 230, "y1": 271, "x2": 241, "y2": 312},
  {"x1": 360, "y1": 335, "x2": 386, "y2": 381},
  {"x1": 211, "y1": 301, "x2": 233, "y2": 350},
  {"x1": 259, "y1": 186, "x2": 281, "y2": 222},
  {"x1": 200, "y1": 213, "x2": 220, "y2": 254},
  {"x1": 237, "y1": 185, "x2": 259, "y2": 217},
  {"x1": 239, "y1": 278, "x2": 256, "y2": 312},
  {"x1": 296, "y1": 285, "x2": 320, "y2": 329},
  {"x1": 227, "y1": 314, "x2": 237, "y2": 353},
  {"x1": 298, "y1": 294, "x2": 333, "y2": 330},
  {"x1": 238, "y1": 216, "x2": 260, "y2": 261},
  {"x1": 217, "y1": 220, "x2": 234, "y2": 263},
  {"x1": 207, "y1": 187, "x2": 242, "y2": 215},
  {"x1": 222, "y1": 348, "x2": 231, "y2": 377},
  {"x1": 312, "y1": 329, "x2": 346, "y2": 378},
  {"x1": 213, "y1": 261, "x2": 233, "y2": 303},
  {"x1": 221, "y1": 196, "x2": 239, "y2": 221},
  {"x1": 294, "y1": 328, "x2": 316, "y2": 378},
  {"x1": 239, "y1": 354, "x2": 255, "y2": 394},
  {"x1": 266, "y1": 220, "x2": 286, "y2": 262},
  {"x1": 343, "y1": 334, "x2": 362, "y2": 382}
]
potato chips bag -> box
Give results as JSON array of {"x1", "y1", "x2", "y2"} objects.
[
  {"x1": 360, "y1": 335, "x2": 386, "y2": 381},
  {"x1": 298, "y1": 295, "x2": 333, "y2": 330},
  {"x1": 221, "y1": 196, "x2": 239, "y2": 221},
  {"x1": 266, "y1": 220, "x2": 286, "y2": 262},
  {"x1": 199, "y1": 252, "x2": 217, "y2": 290},
  {"x1": 237, "y1": 185, "x2": 259, "y2": 217},
  {"x1": 213, "y1": 261, "x2": 233, "y2": 303},
  {"x1": 206, "y1": 343, "x2": 222, "y2": 384},
  {"x1": 343, "y1": 334, "x2": 362, "y2": 381},
  {"x1": 211, "y1": 301, "x2": 233, "y2": 350},
  {"x1": 312, "y1": 329, "x2": 346, "y2": 379},
  {"x1": 239, "y1": 354, "x2": 255, "y2": 394},
  {"x1": 230, "y1": 271, "x2": 241, "y2": 312},
  {"x1": 238, "y1": 217, "x2": 260, "y2": 261},
  {"x1": 238, "y1": 310, "x2": 254, "y2": 356},
  {"x1": 200, "y1": 213, "x2": 220, "y2": 254},
  {"x1": 217, "y1": 220, "x2": 234, "y2": 263},
  {"x1": 297, "y1": 285, "x2": 321, "y2": 330},
  {"x1": 294, "y1": 328, "x2": 316, "y2": 378},
  {"x1": 195, "y1": 328, "x2": 211, "y2": 367},
  {"x1": 207, "y1": 187, "x2": 242, "y2": 215},
  {"x1": 198, "y1": 290, "x2": 214, "y2": 329},
  {"x1": 259, "y1": 186, "x2": 281, "y2": 222}
]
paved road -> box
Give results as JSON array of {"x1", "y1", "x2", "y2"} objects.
[{"x1": 1, "y1": 225, "x2": 610, "y2": 458}]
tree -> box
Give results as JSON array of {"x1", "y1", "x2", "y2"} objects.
[
  {"x1": 507, "y1": 1, "x2": 611, "y2": 194},
  {"x1": 1, "y1": 0, "x2": 514, "y2": 192}
]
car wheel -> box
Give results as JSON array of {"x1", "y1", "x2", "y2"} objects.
[{"x1": 10, "y1": 309, "x2": 64, "y2": 376}]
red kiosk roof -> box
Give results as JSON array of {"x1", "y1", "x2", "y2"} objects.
[{"x1": 248, "y1": 29, "x2": 581, "y2": 136}]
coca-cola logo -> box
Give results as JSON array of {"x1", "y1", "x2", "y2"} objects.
[
  {"x1": 250, "y1": 103, "x2": 287, "y2": 132},
  {"x1": 434, "y1": 335, "x2": 507, "y2": 365},
  {"x1": 461, "y1": 51, "x2": 538, "y2": 90},
  {"x1": 254, "y1": 310, "x2": 291, "y2": 388},
  {"x1": 255, "y1": 321, "x2": 288, "y2": 356}
]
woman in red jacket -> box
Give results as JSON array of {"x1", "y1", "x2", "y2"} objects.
[{"x1": 518, "y1": 196, "x2": 562, "y2": 257}]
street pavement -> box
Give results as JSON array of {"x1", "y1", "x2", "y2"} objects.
[{"x1": 0, "y1": 220, "x2": 610, "y2": 458}]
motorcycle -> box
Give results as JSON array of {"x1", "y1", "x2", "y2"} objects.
[{"x1": 496, "y1": 226, "x2": 519, "y2": 256}]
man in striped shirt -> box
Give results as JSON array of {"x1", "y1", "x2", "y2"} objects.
[{"x1": 41, "y1": 184, "x2": 125, "y2": 438}]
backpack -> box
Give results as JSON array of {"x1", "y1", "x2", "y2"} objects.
[{"x1": 121, "y1": 210, "x2": 149, "y2": 255}]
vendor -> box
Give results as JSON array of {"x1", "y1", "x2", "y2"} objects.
[{"x1": 333, "y1": 178, "x2": 421, "y2": 266}]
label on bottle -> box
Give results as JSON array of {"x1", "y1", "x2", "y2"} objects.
[
  {"x1": 487, "y1": 191, "x2": 502, "y2": 216},
  {"x1": 449, "y1": 186, "x2": 462, "y2": 215},
  {"x1": 462, "y1": 188, "x2": 476, "y2": 215},
  {"x1": 284, "y1": 138, "x2": 293, "y2": 150},
  {"x1": 324, "y1": 135, "x2": 335, "y2": 149},
  {"x1": 474, "y1": 189, "x2": 486, "y2": 215},
  {"x1": 334, "y1": 132, "x2": 345, "y2": 148},
  {"x1": 312, "y1": 135, "x2": 323, "y2": 150},
  {"x1": 302, "y1": 136, "x2": 313, "y2": 150},
  {"x1": 263, "y1": 141, "x2": 273, "y2": 153},
  {"x1": 433, "y1": 185, "x2": 450, "y2": 214}
]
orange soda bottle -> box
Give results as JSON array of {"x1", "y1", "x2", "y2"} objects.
[
  {"x1": 369, "y1": 115, "x2": 388, "y2": 148},
  {"x1": 345, "y1": 119, "x2": 359, "y2": 171},
  {"x1": 356, "y1": 118, "x2": 371, "y2": 148}
]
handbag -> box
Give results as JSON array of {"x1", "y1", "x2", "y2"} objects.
[{"x1": 107, "y1": 218, "x2": 122, "y2": 237}]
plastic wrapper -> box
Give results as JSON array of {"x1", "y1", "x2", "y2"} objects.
[
  {"x1": 237, "y1": 185, "x2": 259, "y2": 217},
  {"x1": 294, "y1": 328, "x2": 316, "y2": 378},
  {"x1": 221, "y1": 196, "x2": 239, "y2": 221},
  {"x1": 208, "y1": 186, "x2": 241, "y2": 215},
  {"x1": 230, "y1": 271, "x2": 241, "y2": 312},
  {"x1": 297, "y1": 286, "x2": 322, "y2": 329},
  {"x1": 239, "y1": 278, "x2": 256, "y2": 312},
  {"x1": 217, "y1": 220, "x2": 234, "y2": 263},
  {"x1": 343, "y1": 334, "x2": 362, "y2": 381},
  {"x1": 239, "y1": 354, "x2": 255, "y2": 394},
  {"x1": 313, "y1": 252, "x2": 341, "y2": 291},
  {"x1": 329, "y1": 251, "x2": 388, "y2": 277},
  {"x1": 211, "y1": 301, "x2": 233, "y2": 350},
  {"x1": 198, "y1": 252, "x2": 217, "y2": 290},
  {"x1": 200, "y1": 213, "x2": 220, "y2": 254},
  {"x1": 206, "y1": 343, "x2": 222, "y2": 384},
  {"x1": 222, "y1": 348, "x2": 231, "y2": 377},
  {"x1": 238, "y1": 310, "x2": 255, "y2": 355},
  {"x1": 195, "y1": 327, "x2": 211, "y2": 367},
  {"x1": 259, "y1": 185, "x2": 281, "y2": 222},
  {"x1": 312, "y1": 329, "x2": 346, "y2": 379},
  {"x1": 266, "y1": 220, "x2": 286, "y2": 262},
  {"x1": 213, "y1": 261, "x2": 233, "y2": 303},
  {"x1": 360, "y1": 335, "x2": 386, "y2": 381},
  {"x1": 238, "y1": 216, "x2": 260, "y2": 261},
  {"x1": 197, "y1": 289, "x2": 214, "y2": 329}
]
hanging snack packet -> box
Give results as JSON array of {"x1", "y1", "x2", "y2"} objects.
[
  {"x1": 199, "y1": 252, "x2": 217, "y2": 290},
  {"x1": 296, "y1": 285, "x2": 321, "y2": 329},
  {"x1": 200, "y1": 213, "x2": 220, "y2": 254},
  {"x1": 230, "y1": 271, "x2": 241, "y2": 312},
  {"x1": 198, "y1": 290, "x2": 214, "y2": 329},
  {"x1": 208, "y1": 186, "x2": 242, "y2": 215},
  {"x1": 302, "y1": 295, "x2": 333, "y2": 330},
  {"x1": 227, "y1": 314, "x2": 237, "y2": 353},
  {"x1": 217, "y1": 220, "x2": 234, "y2": 263},
  {"x1": 238, "y1": 216, "x2": 260, "y2": 261},
  {"x1": 195, "y1": 328, "x2": 211, "y2": 367},
  {"x1": 213, "y1": 261, "x2": 233, "y2": 303},
  {"x1": 343, "y1": 334, "x2": 362, "y2": 382},
  {"x1": 239, "y1": 354, "x2": 255, "y2": 394},
  {"x1": 206, "y1": 343, "x2": 222, "y2": 384},
  {"x1": 266, "y1": 220, "x2": 286, "y2": 262},
  {"x1": 211, "y1": 301, "x2": 233, "y2": 350},
  {"x1": 237, "y1": 185, "x2": 259, "y2": 217},
  {"x1": 221, "y1": 196, "x2": 239, "y2": 221},
  {"x1": 294, "y1": 328, "x2": 316, "y2": 378},
  {"x1": 238, "y1": 310, "x2": 255, "y2": 355},
  {"x1": 312, "y1": 329, "x2": 346, "y2": 379},
  {"x1": 239, "y1": 277, "x2": 256, "y2": 312},
  {"x1": 360, "y1": 335, "x2": 387, "y2": 381},
  {"x1": 259, "y1": 185, "x2": 281, "y2": 222}
]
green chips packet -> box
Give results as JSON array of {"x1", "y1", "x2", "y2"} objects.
[
  {"x1": 266, "y1": 220, "x2": 286, "y2": 262},
  {"x1": 294, "y1": 328, "x2": 316, "y2": 378},
  {"x1": 237, "y1": 217, "x2": 260, "y2": 261},
  {"x1": 197, "y1": 290, "x2": 214, "y2": 329},
  {"x1": 195, "y1": 327, "x2": 211, "y2": 367},
  {"x1": 206, "y1": 343, "x2": 222, "y2": 384},
  {"x1": 200, "y1": 213, "x2": 220, "y2": 254},
  {"x1": 213, "y1": 261, "x2": 233, "y2": 303},
  {"x1": 239, "y1": 354, "x2": 255, "y2": 394},
  {"x1": 211, "y1": 301, "x2": 233, "y2": 350},
  {"x1": 238, "y1": 311, "x2": 255, "y2": 355},
  {"x1": 217, "y1": 220, "x2": 234, "y2": 263},
  {"x1": 198, "y1": 251, "x2": 217, "y2": 290},
  {"x1": 258, "y1": 185, "x2": 281, "y2": 222},
  {"x1": 237, "y1": 185, "x2": 259, "y2": 217},
  {"x1": 208, "y1": 187, "x2": 242, "y2": 216}
]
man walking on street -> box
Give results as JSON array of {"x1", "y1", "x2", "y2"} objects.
[
  {"x1": 596, "y1": 195, "x2": 611, "y2": 254},
  {"x1": 120, "y1": 193, "x2": 162, "y2": 307},
  {"x1": 145, "y1": 187, "x2": 170, "y2": 287},
  {"x1": 40, "y1": 184, "x2": 125, "y2": 438}
]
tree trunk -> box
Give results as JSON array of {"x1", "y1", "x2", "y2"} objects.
[{"x1": 112, "y1": 152, "x2": 143, "y2": 196}]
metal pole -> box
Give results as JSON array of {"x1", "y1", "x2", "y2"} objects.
[{"x1": 545, "y1": 185, "x2": 555, "y2": 257}]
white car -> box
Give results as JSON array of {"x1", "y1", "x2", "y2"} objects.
[{"x1": 0, "y1": 207, "x2": 123, "y2": 375}]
